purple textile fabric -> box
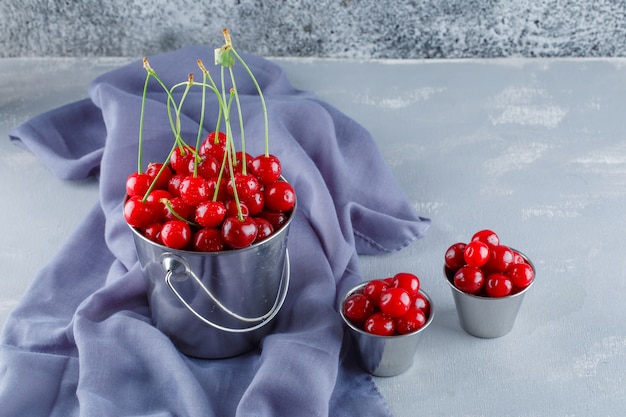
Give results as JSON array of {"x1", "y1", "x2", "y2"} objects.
[{"x1": 1, "y1": 46, "x2": 430, "y2": 416}]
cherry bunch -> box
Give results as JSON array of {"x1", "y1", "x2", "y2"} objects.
[
  {"x1": 343, "y1": 273, "x2": 431, "y2": 336},
  {"x1": 444, "y1": 229, "x2": 535, "y2": 297},
  {"x1": 123, "y1": 29, "x2": 296, "y2": 251}
]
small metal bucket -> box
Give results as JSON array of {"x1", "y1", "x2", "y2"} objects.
[
  {"x1": 340, "y1": 283, "x2": 435, "y2": 377},
  {"x1": 129, "y1": 201, "x2": 295, "y2": 359},
  {"x1": 444, "y1": 251, "x2": 535, "y2": 339}
]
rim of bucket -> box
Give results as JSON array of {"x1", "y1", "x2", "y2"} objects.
[
  {"x1": 339, "y1": 282, "x2": 435, "y2": 339},
  {"x1": 443, "y1": 248, "x2": 536, "y2": 301}
]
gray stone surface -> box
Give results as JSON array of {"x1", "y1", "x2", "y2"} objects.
[{"x1": 2, "y1": 0, "x2": 626, "y2": 58}]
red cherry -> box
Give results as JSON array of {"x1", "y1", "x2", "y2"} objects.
[
  {"x1": 264, "y1": 181, "x2": 296, "y2": 212},
  {"x1": 199, "y1": 131, "x2": 227, "y2": 161},
  {"x1": 507, "y1": 262, "x2": 534, "y2": 290},
  {"x1": 124, "y1": 196, "x2": 157, "y2": 228},
  {"x1": 363, "y1": 279, "x2": 390, "y2": 307},
  {"x1": 257, "y1": 210, "x2": 289, "y2": 231},
  {"x1": 221, "y1": 216, "x2": 258, "y2": 249},
  {"x1": 464, "y1": 240, "x2": 490, "y2": 267},
  {"x1": 193, "y1": 228, "x2": 226, "y2": 252},
  {"x1": 364, "y1": 312, "x2": 395, "y2": 336},
  {"x1": 252, "y1": 217, "x2": 274, "y2": 242},
  {"x1": 167, "y1": 173, "x2": 186, "y2": 197},
  {"x1": 412, "y1": 292, "x2": 430, "y2": 317},
  {"x1": 142, "y1": 222, "x2": 163, "y2": 244},
  {"x1": 444, "y1": 242, "x2": 467, "y2": 272},
  {"x1": 343, "y1": 293, "x2": 375, "y2": 326},
  {"x1": 250, "y1": 154, "x2": 282, "y2": 185},
  {"x1": 189, "y1": 155, "x2": 220, "y2": 180},
  {"x1": 485, "y1": 245, "x2": 514, "y2": 273},
  {"x1": 396, "y1": 307, "x2": 427, "y2": 334},
  {"x1": 145, "y1": 189, "x2": 172, "y2": 221},
  {"x1": 227, "y1": 173, "x2": 260, "y2": 201},
  {"x1": 163, "y1": 196, "x2": 192, "y2": 222},
  {"x1": 179, "y1": 176, "x2": 211, "y2": 205},
  {"x1": 170, "y1": 145, "x2": 195, "y2": 175},
  {"x1": 145, "y1": 162, "x2": 173, "y2": 190},
  {"x1": 224, "y1": 200, "x2": 249, "y2": 218},
  {"x1": 243, "y1": 191, "x2": 265, "y2": 216},
  {"x1": 125, "y1": 172, "x2": 152, "y2": 197},
  {"x1": 453, "y1": 265, "x2": 485, "y2": 295},
  {"x1": 194, "y1": 201, "x2": 227, "y2": 228},
  {"x1": 471, "y1": 229, "x2": 500, "y2": 247},
  {"x1": 392, "y1": 272, "x2": 420, "y2": 298},
  {"x1": 485, "y1": 273, "x2": 513, "y2": 297},
  {"x1": 379, "y1": 287, "x2": 412, "y2": 318},
  {"x1": 160, "y1": 220, "x2": 191, "y2": 249},
  {"x1": 233, "y1": 151, "x2": 254, "y2": 174}
]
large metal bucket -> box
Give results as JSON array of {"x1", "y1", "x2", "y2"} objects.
[{"x1": 129, "y1": 203, "x2": 295, "y2": 359}]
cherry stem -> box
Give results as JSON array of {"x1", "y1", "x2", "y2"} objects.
[
  {"x1": 230, "y1": 47, "x2": 270, "y2": 157},
  {"x1": 228, "y1": 67, "x2": 247, "y2": 174},
  {"x1": 138, "y1": 63, "x2": 152, "y2": 173}
]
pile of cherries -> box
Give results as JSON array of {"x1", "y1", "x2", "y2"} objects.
[
  {"x1": 444, "y1": 229, "x2": 534, "y2": 297},
  {"x1": 123, "y1": 131, "x2": 295, "y2": 252},
  {"x1": 343, "y1": 273, "x2": 431, "y2": 336}
]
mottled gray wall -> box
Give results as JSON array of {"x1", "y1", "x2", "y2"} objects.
[{"x1": 2, "y1": 0, "x2": 626, "y2": 58}]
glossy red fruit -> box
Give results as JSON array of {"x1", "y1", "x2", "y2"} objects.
[
  {"x1": 179, "y1": 176, "x2": 211, "y2": 205},
  {"x1": 264, "y1": 181, "x2": 296, "y2": 212},
  {"x1": 194, "y1": 201, "x2": 226, "y2": 228},
  {"x1": 126, "y1": 172, "x2": 152, "y2": 197},
  {"x1": 251, "y1": 154, "x2": 282, "y2": 185},
  {"x1": 412, "y1": 292, "x2": 430, "y2": 317},
  {"x1": 243, "y1": 191, "x2": 265, "y2": 216},
  {"x1": 364, "y1": 312, "x2": 395, "y2": 336},
  {"x1": 221, "y1": 216, "x2": 258, "y2": 249},
  {"x1": 227, "y1": 173, "x2": 260, "y2": 201},
  {"x1": 444, "y1": 242, "x2": 467, "y2": 272},
  {"x1": 363, "y1": 279, "x2": 390, "y2": 307},
  {"x1": 392, "y1": 272, "x2": 420, "y2": 298},
  {"x1": 193, "y1": 228, "x2": 225, "y2": 252},
  {"x1": 485, "y1": 273, "x2": 513, "y2": 297},
  {"x1": 471, "y1": 229, "x2": 500, "y2": 247},
  {"x1": 507, "y1": 262, "x2": 534, "y2": 290},
  {"x1": 145, "y1": 162, "x2": 173, "y2": 190},
  {"x1": 224, "y1": 200, "x2": 249, "y2": 218},
  {"x1": 252, "y1": 217, "x2": 274, "y2": 242},
  {"x1": 485, "y1": 245, "x2": 514, "y2": 273},
  {"x1": 234, "y1": 151, "x2": 254, "y2": 174},
  {"x1": 396, "y1": 307, "x2": 427, "y2": 334},
  {"x1": 190, "y1": 155, "x2": 220, "y2": 180},
  {"x1": 379, "y1": 287, "x2": 412, "y2": 318},
  {"x1": 124, "y1": 196, "x2": 157, "y2": 228},
  {"x1": 199, "y1": 131, "x2": 227, "y2": 161},
  {"x1": 453, "y1": 265, "x2": 485, "y2": 295},
  {"x1": 343, "y1": 293, "x2": 375, "y2": 326},
  {"x1": 145, "y1": 189, "x2": 172, "y2": 221},
  {"x1": 163, "y1": 196, "x2": 192, "y2": 222},
  {"x1": 170, "y1": 145, "x2": 195, "y2": 175},
  {"x1": 258, "y1": 210, "x2": 289, "y2": 231},
  {"x1": 142, "y1": 222, "x2": 163, "y2": 244},
  {"x1": 167, "y1": 174, "x2": 186, "y2": 197},
  {"x1": 160, "y1": 220, "x2": 191, "y2": 249},
  {"x1": 464, "y1": 240, "x2": 490, "y2": 267}
]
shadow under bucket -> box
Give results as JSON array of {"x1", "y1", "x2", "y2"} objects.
[{"x1": 129, "y1": 202, "x2": 295, "y2": 359}]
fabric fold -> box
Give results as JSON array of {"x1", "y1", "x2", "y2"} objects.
[{"x1": 2, "y1": 45, "x2": 430, "y2": 416}]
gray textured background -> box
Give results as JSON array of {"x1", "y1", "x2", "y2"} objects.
[{"x1": 2, "y1": 0, "x2": 626, "y2": 58}]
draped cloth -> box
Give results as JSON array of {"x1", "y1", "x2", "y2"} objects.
[{"x1": 1, "y1": 46, "x2": 430, "y2": 416}]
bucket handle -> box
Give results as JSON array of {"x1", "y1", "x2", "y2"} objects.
[{"x1": 162, "y1": 251, "x2": 290, "y2": 333}]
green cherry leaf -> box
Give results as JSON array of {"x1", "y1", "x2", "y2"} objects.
[{"x1": 215, "y1": 46, "x2": 235, "y2": 68}]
